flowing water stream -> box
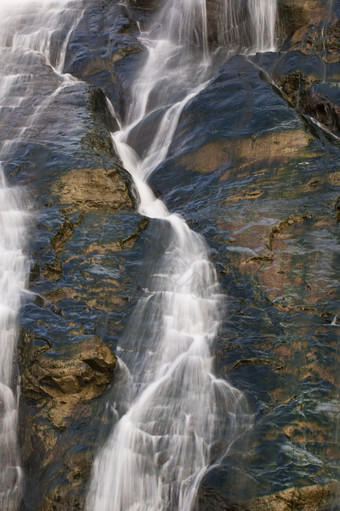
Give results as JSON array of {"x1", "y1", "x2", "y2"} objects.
[
  {"x1": 86, "y1": 1, "x2": 277, "y2": 510},
  {"x1": 0, "y1": 170, "x2": 28, "y2": 510},
  {"x1": 2, "y1": 0, "x2": 339, "y2": 508},
  {"x1": 0, "y1": 0, "x2": 278, "y2": 508},
  {"x1": 0, "y1": 1, "x2": 83, "y2": 508}
]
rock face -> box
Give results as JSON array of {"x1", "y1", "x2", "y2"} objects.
[
  {"x1": 3, "y1": 0, "x2": 338, "y2": 509},
  {"x1": 277, "y1": 0, "x2": 331, "y2": 36},
  {"x1": 275, "y1": 0, "x2": 340, "y2": 137},
  {"x1": 197, "y1": 482, "x2": 337, "y2": 510},
  {"x1": 9, "y1": 4, "x2": 143, "y2": 507},
  {"x1": 148, "y1": 2, "x2": 340, "y2": 508},
  {"x1": 20, "y1": 333, "x2": 115, "y2": 505},
  {"x1": 16, "y1": 90, "x2": 143, "y2": 507},
  {"x1": 246, "y1": 483, "x2": 338, "y2": 510},
  {"x1": 64, "y1": 0, "x2": 145, "y2": 120},
  {"x1": 54, "y1": 166, "x2": 132, "y2": 211},
  {"x1": 22, "y1": 334, "x2": 116, "y2": 428}
]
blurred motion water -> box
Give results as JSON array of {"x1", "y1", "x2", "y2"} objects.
[
  {"x1": 0, "y1": 0, "x2": 83, "y2": 508},
  {"x1": 86, "y1": 1, "x2": 277, "y2": 509}
]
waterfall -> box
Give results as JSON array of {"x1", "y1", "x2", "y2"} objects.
[
  {"x1": 86, "y1": 1, "x2": 277, "y2": 510},
  {"x1": 248, "y1": 0, "x2": 277, "y2": 52},
  {"x1": 0, "y1": 168, "x2": 28, "y2": 510},
  {"x1": 0, "y1": 0, "x2": 278, "y2": 508},
  {"x1": 207, "y1": 0, "x2": 276, "y2": 52},
  {"x1": 0, "y1": 1, "x2": 83, "y2": 508}
]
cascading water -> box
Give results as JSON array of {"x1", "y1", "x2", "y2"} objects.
[
  {"x1": 248, "y1": 0, "x2": 277, "y2": 52},
  {"x1": 0, "y1": 1, "x2": 83, "y2": 508},
  {"x1": 86, "y1": 1, "x2": 277, "y2": 510},
  {"x1": 207, "y1": 0, "x2": 276, "y2": 52},
  {"x1": 0, "y1": 169, "x2": 28, "y2": 510}
]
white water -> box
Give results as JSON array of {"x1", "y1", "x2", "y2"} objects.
[
  {"x1": 248, "y1": 0, "x2": 277, "y2": 52},
  {"x1": 0, "y1": 0, "x2": 83, "y2": 508},
  {"x1": 208, "y1": 0, "x2": 277, "y2": 52},
  {"x1": 0, "y1": 169, "x2": 28, "y2": 509},
  {"x1": 86, "y1": 1, "x2": 277, "y2": 510}
]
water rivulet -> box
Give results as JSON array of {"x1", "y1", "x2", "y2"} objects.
[
  {"x1": 86, "y1": 1, "x2": 277, "y2": 510},
  {"x1": 0, "y1": 1, "x2": 83, "y2": 508}
]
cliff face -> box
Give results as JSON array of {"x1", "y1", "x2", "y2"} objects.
[{"x1": 9, "y1": 0, "x2": 340, "y2": 509}]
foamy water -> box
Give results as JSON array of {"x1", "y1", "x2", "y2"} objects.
[{"x1": 86, "y1": 1, "x2": 277, "y2": 510}]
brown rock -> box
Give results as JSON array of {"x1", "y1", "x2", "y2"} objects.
[
  {"x1": 303, "y1": 88, "x2": 340, "y2": 133},
  {"x1": 277, "y1": 0, "x2": 331, "y2": 39},
  {"x1": 289, "y1": 19, "x2": 340, "y2": 64},
  {"x1": 245, "y1": 482, "x2": 338, "y2": 510},
  {"x1": 54, "y1": 167, "x2": 132, "y2": 212},
  {"x1": 22, "y1": 335, "x2": 116, "y2": 429},
  {"x1": 178, "y1": 128, "x2": 312, "y2": 176},
  {"x1": 206, "y1": 0, "x2": 250, "y2": 48},
  {"x1": 51, "y1": 219, "x2": 74, "y2": 254},
  {"x1": 277, "y1": 71, "x2": 340, "y2": 137}
]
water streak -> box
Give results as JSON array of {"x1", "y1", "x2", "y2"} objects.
[
  {"x1": 248, "y1": 0, "x2": 277, "y2": 52},
  {"x1": 86, "y1": 1, "x2": 277, "y2": 509},
  {"x1": 0, "y1": 0, "x2": 83, "y2": 508},
  {"x1": 0, "y1": 167, "x2": 28, "y2": 510},
  {"x1": 207, "y1": 0, "x2": 277, "y2": 52}
]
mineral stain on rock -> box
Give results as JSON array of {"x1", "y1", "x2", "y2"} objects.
[
  {"x1": 22, "y1": 333, "x2": 116, "y2": 429},
  {"x1": 54, "y1": 166, "x2": 132, "y2": 212},
  {"x1": 177, "y1": 129, "x2": 313, "y2": 175}
]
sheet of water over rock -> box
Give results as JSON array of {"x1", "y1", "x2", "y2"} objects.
[{"x1": 0, "y1": 0, "x2": 338, "y2": 510}]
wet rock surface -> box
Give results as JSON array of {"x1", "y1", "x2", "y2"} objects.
[
  {"x1": 277, "y1": 0, "x2": 332, "y2": 37},
  {"x1": 275, "y1": 0, "x2": 340, "y2": 138},
  {"x1": 149, "y1": 4, "x2": 340, "y2": 507},
  {"x1": 0, "y1": 0, "x2": 337, "y2": 509},
  {"x1": 21, "y1": 333, "x2": 116, "y2": 428},
  {"x1": 64, "y1": 0, "x2": 147, "y2": 119},
  {"x1": 198, "y1": 482, "x2": 337, "y2": 510},
  {"x1": 0, "y1": 4, "x2": 143, "y2": 506},
  {"x1": 246, "y1": 482, "x2": 338, "y2": 510}
]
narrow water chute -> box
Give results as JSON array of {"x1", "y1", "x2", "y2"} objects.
[
  {"x1": 86, "y1": 1, "x2": 277, "y2": 510},
  {"x1": 0, "y1": 0, "x2": 83, "y2": 508}
]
